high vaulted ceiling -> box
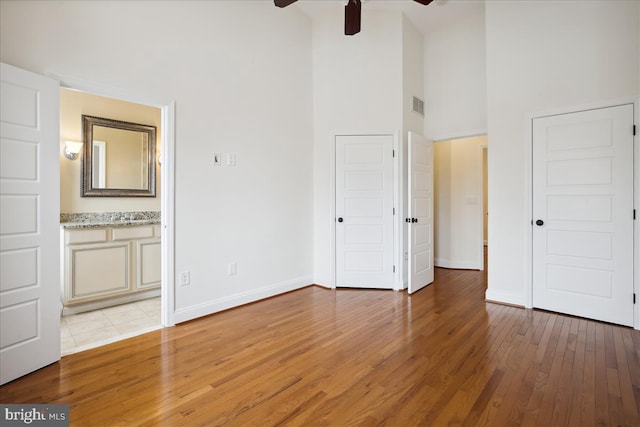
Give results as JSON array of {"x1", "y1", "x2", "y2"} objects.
[{"x1": 293, "y1": 0, "x2": 485, "y2": 35}]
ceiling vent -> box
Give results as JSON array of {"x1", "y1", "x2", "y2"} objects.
[{"x1": 412, "y1": 96, "x2": 425, "y2": 116}]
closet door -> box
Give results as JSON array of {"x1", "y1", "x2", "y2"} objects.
[
  {"x1": 532, "y1": 104, "x2": 634, "y2": 326},
  {"x1": 335, "y1": 134, "x2": 395, "y2": 289}
]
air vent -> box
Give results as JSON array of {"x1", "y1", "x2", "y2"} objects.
[{"x1": 412, "y1": 96, "x2": 425, "y2": 116}]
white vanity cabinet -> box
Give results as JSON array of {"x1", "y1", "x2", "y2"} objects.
[{"x1": 61, "y1": 224, "x2": 161, "y2": 314}]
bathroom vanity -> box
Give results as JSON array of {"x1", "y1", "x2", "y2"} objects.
[{"x1": 60, "y1": 212, "x2": 161, "y2": 315}]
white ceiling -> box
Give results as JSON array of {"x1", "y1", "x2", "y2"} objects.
[{"x1": 293, "y1": 0, "x2": 485, "y2": 35}]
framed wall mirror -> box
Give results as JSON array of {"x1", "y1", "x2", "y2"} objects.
[{"x1": 82, "y1": 115, "x2": 157, "y2": 197}]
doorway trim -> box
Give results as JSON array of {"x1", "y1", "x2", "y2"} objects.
[
  {"x1": 329, "y1": 131, "x2": 401, "y2": 290},
  {"x1": 479, "y1": 144, "x2": 488, "y2": 271},
  {"x1": 524, "y1": 97, "x2": 639, "y2": 330},
  {"x1": 55, "y1": 75, "x2": 176, "y2": 327},
  {"x1": 433, "y1": 133, "x2": 489, "y2": 271}
]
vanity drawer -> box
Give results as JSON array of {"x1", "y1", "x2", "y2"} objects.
[
  {"x1": 65, "y1": 228, "x2": 108, "y2": 244},
  {"x1": 112, "y1": 226, "x2": 154, "y2": 241}
]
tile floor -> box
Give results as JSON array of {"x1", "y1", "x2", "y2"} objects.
[{"x1": 61, "y1": 297, "x2": 161, "y2": 355}]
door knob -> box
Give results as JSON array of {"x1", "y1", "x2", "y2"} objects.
[
  {"x1": 535, "y1": 219, "x2": 544, "y2": 226},
  {"x1": 337, "y1": 217, "x2": 344, "y2": 223},
  {"x1": 412, "y1": 218, "x2": 418, "y2": 223}
]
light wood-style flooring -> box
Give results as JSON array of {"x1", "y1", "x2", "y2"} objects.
[{"x1": 1, "y1": 267, "x2": 639, "y2": 426}]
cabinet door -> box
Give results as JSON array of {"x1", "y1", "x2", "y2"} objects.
[
  {"x1": 137, "y1": 240, "x2": 161, "y2": 289},
  {"x1": 66, "y1": 242, "x2": 131, "y2": 303}
]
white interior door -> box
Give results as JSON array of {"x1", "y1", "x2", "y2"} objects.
[
  {"x1": 532, "y1": 104, "x2": 634, "y2": 326},
  {"x1": 408, "y1": 132, "x2": 434, "y2": 294},
  {"x1": 336, "y1": 134, "x2": 394, "y2": 289},
  {"x1": 0, "y1": 63, "x2": 61, "y2": 384}
]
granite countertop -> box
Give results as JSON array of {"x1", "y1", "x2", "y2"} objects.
[
  {"x1": 61, "y1": 219, "x2": 160, "y2": 229},
  {"x1": 60, "y1": 211, "x2": 161, "y2": 229}
]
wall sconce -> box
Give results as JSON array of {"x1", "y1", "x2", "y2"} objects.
[{"x1": 64, "y1": 141, "x2": 83, "y2": 160}]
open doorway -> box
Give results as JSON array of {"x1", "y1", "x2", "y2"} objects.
[
  {"x1": 433, "y1": 135, "x2": 488, "y2": 272},
  {"x1": 59, "y1": 88, "x2": 163, "y2": 355}
]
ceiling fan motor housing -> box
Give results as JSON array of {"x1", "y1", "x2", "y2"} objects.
[{"x1": 274, "y1": 0, "x2": 433, "y2": 36}]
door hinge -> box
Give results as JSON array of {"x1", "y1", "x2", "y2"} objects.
[
  {"x1": 634, "y1": 293, "x2": 636, "y2": 304},
  {"x1": 634, "y1": 125, "x2": 636, "y2": 136},
  {"x1": 634, "y1": 209, "x2": 636, "y2": 220},
  {"x1": 393, "y1": 265, "x2": 396, "y2": 273},
  {"x1": 392, "y1": 149, "x2": 395, "y2": 158},
  {"x1": 393, "y1": 208, "x2": 395, "y2": 215}
]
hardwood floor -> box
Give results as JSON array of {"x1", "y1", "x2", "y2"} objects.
[{"x1": 1, "y1": 267, "x2": 639, "y2": 426}]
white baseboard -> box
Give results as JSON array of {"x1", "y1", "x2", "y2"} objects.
[
  {"x1": 485, "y1": 289, "x2": 526, "y2": 308},
  {"x1": 174, "y1": 275, "x2": 313, "y2": 323}
]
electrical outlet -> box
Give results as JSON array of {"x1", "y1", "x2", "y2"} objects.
[
  {"x1": 179, "y1": 271, "x2": 190, "y2": 286},
  {"x1": 228, "y1": 262, "x2": 237, "y2": 276},
  {"x1": 227, "y1": 153, "x2": 236, "y2": 166}
]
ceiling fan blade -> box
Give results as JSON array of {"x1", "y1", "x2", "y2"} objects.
[
  {"x1": 413, "y1": 0, "x2": 434, "y2": 5},
  {"x1": 345, "y1": 0, "x2": 361, "y2": 36},
  {"x1": 274, "y1": 0, "x2": 298, "y2": 7}
]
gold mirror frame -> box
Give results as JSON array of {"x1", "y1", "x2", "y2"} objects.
[{"x1": 81, "y1": 115, "x2": 157, "y2": 197}]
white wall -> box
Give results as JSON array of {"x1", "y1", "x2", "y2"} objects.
[
  {"x1": 312, "y1": 9, "x2": 404, "y2": 286},
  {"x1": 403, "y1": 15, "x2": 425, "y2": 137},
  {"x1": 433, "y1": 141, "x2": 451, "y2": 264},
  {"x1": 423, "y1": 4, "x2": 487, "y2": 271},
  {"x1": 485, "y1": 0, "x2": 640, "y2": 306},
  {"x1": 433, "y1": 135, "x2": 486, "y2": 270},
  {"x1": 424, "y1": 4, "x2": 486, "y2": 141},
  {"x1": 1, "y1": 1, "x2": 314, "y2": 321}
]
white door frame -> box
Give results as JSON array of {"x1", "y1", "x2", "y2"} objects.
[
  {"x1": 479, "y1": 144, "x2": 488, "y2": 271},
  {"x1": 54, "y1": 75, "x2": 176, "y2": 327},
  {"x1": 329, "y1": 131, "x2": 402, "y2": 290},
  {"x1": 524, "y1": 98, "x2": 639, "y2": 330}
]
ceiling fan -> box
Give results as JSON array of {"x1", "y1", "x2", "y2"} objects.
[{"x1": 275, "y1": 0, "x2": 434, "y2": 36}]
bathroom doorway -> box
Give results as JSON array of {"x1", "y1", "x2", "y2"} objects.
[{"x1": 59, "y1": 88, "x2": 165, "y2": 355}]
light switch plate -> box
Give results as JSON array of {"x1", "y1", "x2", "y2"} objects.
[{"x1": 213, "y1": 153, "x2": 222, "y2": 165}]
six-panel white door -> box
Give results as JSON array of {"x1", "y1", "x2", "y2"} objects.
[
  {"x1": 408, "y1": 132, "x2": 434, "y2": 294},
  {"x1": 532, "y1": 104, "x2": 634, "y2": 326},
  {"x1": 335, "y1": 135, "x2": 394, "y2": 289},
  {"x1": 0, "y1": 63, "x2": 61, "y2": 384}
]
